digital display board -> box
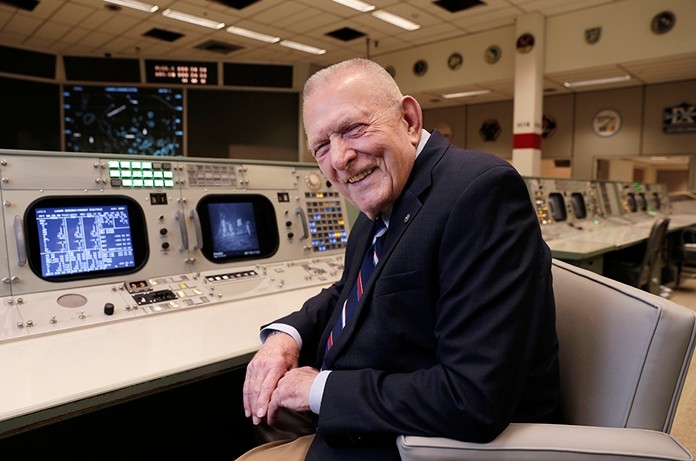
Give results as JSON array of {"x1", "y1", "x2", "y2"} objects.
[
  {"x1": 63, "y1": 85, "x2": 184, "y2": 156},
  {"x1": 145, "y1": 60, "x2": 218, "y2": 85}
]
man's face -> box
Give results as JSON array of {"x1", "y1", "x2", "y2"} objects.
[{"x1": 303, "y1": 74, "x2": 420, "y2": 220}]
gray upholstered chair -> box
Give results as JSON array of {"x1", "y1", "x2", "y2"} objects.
[{"x1": 397, "y1": 258, "x2": 696, "y2": 461}]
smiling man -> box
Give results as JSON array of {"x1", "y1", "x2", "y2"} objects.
[{"x1": 238, "y1": 58, "x2": 560, "y2": 461}]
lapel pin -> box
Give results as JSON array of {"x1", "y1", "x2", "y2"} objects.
[{"x1": 404, "y1": 213, "x2": 411, "y2": 223}]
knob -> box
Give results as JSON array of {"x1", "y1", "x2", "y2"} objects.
[
  {"x1": 161, "y1": 242, "x2": 170, "y2": 250},
  {"x1": 160, "y1": 228, "x2": 168, "y2": 235},
  {"x1": 287, "y1": 232, "x2": 294, "y2": 239},
  {"x1": 285, "y1": 221, "x2": 292, "y2": 227},
  {"x1": 104, "y1": 303, "x2": 115, "y2": 315}
]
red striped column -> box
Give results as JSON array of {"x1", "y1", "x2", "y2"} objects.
[{"x1": 512, "y1": 12, "x2": 545, "y2": 176}]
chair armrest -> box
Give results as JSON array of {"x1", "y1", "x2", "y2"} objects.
[{"x1": 397, "y1": 423, "x2": 693, "y2": 461}]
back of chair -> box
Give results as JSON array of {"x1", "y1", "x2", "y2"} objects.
[
  {"x1": 552, "y1": 259, "x2": 696, "y2": 432},
  {"x1": 637, "y1": 217, "x2": 670, "y2": 288}
]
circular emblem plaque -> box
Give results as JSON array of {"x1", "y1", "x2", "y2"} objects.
[
  {"x1": 592, "y1": 109, "x2": 622, "y2": 137},
  {"x1": 413, "y1": 59, "x2": 428, "y2": 76},
  {"x1": 484, "y1": 45, "x2": 501, "y2": 64},
  {"x1": 447, "y1": 52, "x2": 463, "y2": 70},
  {"x1": 651, "y1": 11, "x2": 675, "y2": 34},
  {"x1": 516, "y1": 33, "x2": 535, "y2": 53}
]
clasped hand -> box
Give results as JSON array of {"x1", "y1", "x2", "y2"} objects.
[{"x1": 242, "y1": 332, "x2": 319, "y2": 425}]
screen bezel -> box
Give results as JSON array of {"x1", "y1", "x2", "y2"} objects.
[
  {"x1": 196, "y1": 194, "x2": 279, "y2": 264},
  {"x1": 24, "y1": 195, "x2": 149, "y2": 282}
]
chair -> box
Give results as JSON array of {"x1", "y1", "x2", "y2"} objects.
[
  {"x1": 397, "y1": 258, "x2": 696, "y2": 461},
  {"x1": 603, "y1": 217, "x2": 670, "y2": 293}
]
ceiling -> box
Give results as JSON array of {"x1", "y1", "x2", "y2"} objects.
[{"x1": 1, "y1": 0, "x2": 696, "y2": 109}]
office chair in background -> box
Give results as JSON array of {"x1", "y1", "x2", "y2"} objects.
[{"x1": 603, "y1": 217, "x2": 671, "y2": 295}]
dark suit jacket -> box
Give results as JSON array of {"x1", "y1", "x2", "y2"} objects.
[{"x1": 274, "y1": 130, "x2": 560, "y2": 460}]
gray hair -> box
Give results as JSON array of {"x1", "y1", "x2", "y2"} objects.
[{"x1": 302, "y1": 58, "x2": 403, "y2": 112}]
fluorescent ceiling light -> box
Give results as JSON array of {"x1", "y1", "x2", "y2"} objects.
[
  {"x1": 104, "y1": 0, "x2": 158, "y2": 13},
  {"x1": 563, "y1": 75, "x2": 631, "y2": 88},
  {"x1": 371, "y1": 10, "x2": 421, "y2": 31},
  {"x1": 280, "y1": 40, "x2": 326, "y2": 55},
  {"x1": 441, "y1": 89, "x2": 491, "y2": 99},
  {"x1": 161, "y1": 9, "x2": 225, "y2": 29},
  {"x1": 226, "y1": 26, "x2": 280, "y2": 43},
  {"x1": 331, "y1": 0, "x2": 375, "y2": 12}
]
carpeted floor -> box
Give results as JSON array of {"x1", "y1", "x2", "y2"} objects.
[{"x1": 665, "y1": 272, "x2": 696, "y2": 455}]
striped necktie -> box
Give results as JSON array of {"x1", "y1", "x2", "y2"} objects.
[{"x1": 323, "y1": 217, "x2": 387, "y2": 364}]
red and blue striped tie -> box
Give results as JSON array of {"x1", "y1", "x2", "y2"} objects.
[{"x1": 324, "y1": 218, "x2": 387, "y2": 365}]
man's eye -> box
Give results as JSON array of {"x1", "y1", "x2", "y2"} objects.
[
  {"x1": 313, "y1": 144, "x2": 328, "y2": 159},
  {"x1": 346, "y1": 124, "x2": 367, "y2": 137}
]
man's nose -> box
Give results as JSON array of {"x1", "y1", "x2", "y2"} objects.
[{"x1": 330, "y1": 139, "x2": 357, "y2": 170}]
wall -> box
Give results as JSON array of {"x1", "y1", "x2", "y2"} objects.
[{"x1": 423, "y1": 79, "x2": 696, "y2": 186}]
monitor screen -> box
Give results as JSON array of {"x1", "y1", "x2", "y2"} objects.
[
  {"x1": 548, "y1": 193, "x2": 567, "y2": 222},
  {"x1": 196, "y1": 194, "x2": 278, "y2": 263},
  {"x1": 63, "y1": 85, "x2": 184, "y2": 156},
  {"x1": 25, "y1": 196, "x2": 148, "y2": 281}
]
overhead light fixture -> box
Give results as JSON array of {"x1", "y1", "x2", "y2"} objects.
[
  {"x1": 226, "y1": 26, "x2": 280, "y2": 43},
  {"x1": 371, "y1": 10, "x2": 421, "y2": 31},
  {"x1": 280, "y1": 40, "x2": 326, "y2": 55},
  {"x1": 441, "y1": 89, "x2": 491, "y2": 99},
  {"x1": 331, "y1": 0, "x2": 375, "y2": 12},
  {"x1": 104, "y1": 0, "x2": 158, "y2": 13},
  {"x1": 161, "y1": 9, "x2": 225, "y2": 29},
  {"x1": 563, "y1": 75, "x2": 631, "y2": 88}
]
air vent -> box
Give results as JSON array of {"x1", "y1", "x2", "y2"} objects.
[
  {"x1": 0, "y1": 0, "x2": 39, "y2": 11},
  {"x1": 208, "y1": 0, "x2": 260, "y2": 9},
  {"x1": 143, "y1": 28, "x2": 184, "y2": 42},
  {"x1": 326, "y1": 27, "x2": 366, "y2": 42},
  {"x1": 433, "y1": 0, "x2": 485, "y2": 13},
  {"x1": 195, "y1": 40, "x2": 244, "y2": 54}
]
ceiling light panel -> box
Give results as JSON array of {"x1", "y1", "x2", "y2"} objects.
[
  {"x1": 279, "y1": 40, "x2": 326, "y2": 55},
  {"x1": 104, "y1": 0, "x2": 158, "y2": 13},
  {"x1": 161, "y1": 9, "x2": 225, "y2": 29},
  {"x1": 331, "y1": 0, "x2": 375, "y2": 13},
  {"x1": 563, "y1": 75, "x2": 631, "y2": 88},
  {"x1": 371, "y1": 10, "x2": 421, "y2": 31},
  {"x1": 226, "y1": 26, "x2": 280, "y2": 43}
]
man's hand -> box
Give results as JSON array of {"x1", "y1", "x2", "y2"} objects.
[
  {"x1": 267, "y1": 366, "x2": 319, "y2": 425},
  {"x1": 243, "y1": 332, "x2": 300, "y2": 425}
]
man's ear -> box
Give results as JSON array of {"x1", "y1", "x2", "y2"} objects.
[{"x1": 401, "y1": 95, "x2": 423, "y2": 144}]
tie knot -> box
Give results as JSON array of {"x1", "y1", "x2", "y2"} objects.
[{"x1": 374, "y1": 217, "x2": 387, "y2": 241}]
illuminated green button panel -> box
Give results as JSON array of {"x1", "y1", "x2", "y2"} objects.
[{"x1": 108, "y1": 160, "x2": 175, "y2": 188}]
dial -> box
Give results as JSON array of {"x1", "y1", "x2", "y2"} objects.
[{"x1": 305, "y1": 172, "x2": 323, "y2": 190}]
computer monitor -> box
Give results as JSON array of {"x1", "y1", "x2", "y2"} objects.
[
  {"x1": 25, "y1": 196, "x2": 148, "y2": 281},
  {"x1": 548, "y1": 192, "x2": 567, "y2": 222},
  {"x1": 196, "y1": 194, "x2": 279, "y2": 263}
]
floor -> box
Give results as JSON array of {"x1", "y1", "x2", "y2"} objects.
[{"x1": 664, "y1": 271, "x2": 696, "y2": 455}]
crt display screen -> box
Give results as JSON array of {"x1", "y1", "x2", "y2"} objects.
[
  {"x1": 63, "y1": 85, "x2": 184, "y2": 156},
  {"x1": 197, "y1": 194, "x2": 278, "y2": 263},
  {"x1": 25, "y1": 196, "x2": 148, "y2": 281},
  {"x1": 208, "y1": 202, "x2": 260, "y2": 258}
]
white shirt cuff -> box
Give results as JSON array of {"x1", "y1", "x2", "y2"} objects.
[
  {"x1": 309, "y1": 370, "x2": 331, "y2": 414},
  {"x1": 260, "y1": 323, "x2": 302, "y2": 348}
]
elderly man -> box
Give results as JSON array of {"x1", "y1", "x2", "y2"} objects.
[{"x1": 238, "y1": 58, "x2": 560, "y2": 460}]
